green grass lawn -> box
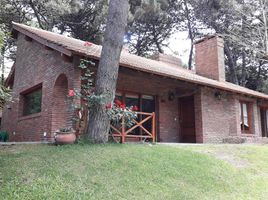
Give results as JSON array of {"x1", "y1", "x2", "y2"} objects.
[{"x1": 0, "y1": 143, "x2": 268, "y2": 200}]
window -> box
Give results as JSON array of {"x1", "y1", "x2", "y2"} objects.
[
  {"x1": 125, "y1": 93, "x2": 139, "y2": 107},
  {"x1": 240, "y1": 102, "x2": 252, "y2": 133},
  {"x1": 23, "y1": 88, "x2": 42, "y2": 116},
  {"x1": 141, "y1": 95, "x2": 155, "y2": 133},
  {"x1": 260, "y1": 108, "x2": 268, "y2": 137},
  {"x1": 115, "y1": 91, "x2": 123, "y2": 102},
  {"x1": 141, "y1": 95, "x2": 155, "y2": 113},
  {"x1": 115, "y1": 91, "x2": 156, "y2": 135},
  {"x1": 115, "y1": 91, "x2": 155, "y2": 113}
]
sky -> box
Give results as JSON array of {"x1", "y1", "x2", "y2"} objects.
[
  {"x1": 165, "y1": 31, "x2": 191, "y2": 64},
  {"x1": 4, "y1": 58, "x2": 14, "y2": 77}
]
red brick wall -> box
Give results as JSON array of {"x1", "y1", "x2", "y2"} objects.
[
  {"x1": 1, "y1": 33, "x2": 81, "y2": 141},
  {"x1": 2, "y1": 33, "x2": 265, "y2": 143},
  {"x1": 197, "y1": 88, "x2": 240, "y2": 143},
  {"x1": 197, "y1": 87, "x2": 263, "y2": 143},
  {"x1": 194, "y1": 89, "x2": 203, "y2": 143},
  {"x1": 116, "y1": 69, "x2": 186, "y2": 142},
  {"x1": 51, "y1": 74, "x2": 70, "y2": 135},
  {"x1": 195, "y1": 36, "x2": 225, "y2": 82}
]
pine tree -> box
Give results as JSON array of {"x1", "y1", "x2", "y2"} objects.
[{"x1": 86, "y1": 0, "x2": 129, "y2": 143}]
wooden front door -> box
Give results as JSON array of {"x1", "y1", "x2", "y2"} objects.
[{"x1": 179, "y1": 96, "x2": 196, "y2": 143}]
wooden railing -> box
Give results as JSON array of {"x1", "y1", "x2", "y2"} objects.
[{"x1": 110, "y1": 112, "x2": 156, "y2": 143}]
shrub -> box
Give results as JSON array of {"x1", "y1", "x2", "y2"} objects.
[
  {"x1": 0, "y1": 131, "x2": 9, "y2": 142},
  {"x1": 0, "y1": 84, "x2": 12, "y2": 109},
  {"x1": 106, "y1": 99, "x2": 138, "y2": 128}
]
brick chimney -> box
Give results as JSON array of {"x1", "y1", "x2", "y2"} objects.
[
  {"x1": 195, "y1": 35, "x2": 225, "y2": 81},
  {"x1": 151, "y1": 53, "x2": 183, "y2": 67}
]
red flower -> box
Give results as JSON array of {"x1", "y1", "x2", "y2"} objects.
[
  {"x1": 115, "y1": 99, "x2": 122, "y2": 107},
  {"x1": 84, "y1": 41, "x2": 93, "y2": 46},
  {"x1": 69, "y1": 89, "x2": 75, "y2": 97},
  {"x1": 105, "y1": 102, "x2": 112, "y2": 109},
  {"x1": 132, "y1": 105, "x2": 139, "y2": 111},
  {"x1": 120, "y1": 103, "x2": 126, "y2": 109}
]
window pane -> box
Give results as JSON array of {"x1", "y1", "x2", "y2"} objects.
[
  {"x1": 115, "y1": 92, "x2": 123, "y2": 102},
  {"x1": 141, "y1": 95, "x2": 155, "y2": 113},
  {"x1": 125, "y1": 94, "x2": 139, "y2": 107},
  {"x1": 239, "y1": 103, "x2": 242, "y2": 125},
  {"x1": 243, "y1": 116, "x2": 249, "y2": 127},
  {"x1": 124, "y1": 94, "x2": 139, "y2": 135},
  {"x1": 240, "y1": 102, "x2": 250, "y2": 131},
  {"x1": 242, "y1": 104, "x2": 248, "y2": 117},
  {"x1": 23, "y1": 89, "x2": 42, "y2": 116},
  {"x1": 141, "y1": 95, "x2": 155, "y2": 135},
  {"x1": 242, "y1": 103, "x2": 249, "y2": 127},
  {"x1": 142, "y1": 95, "x2": 154, "y2": 100},
  {"x1": 265, "y1": 110, "x2": 268, "y2": 133}
]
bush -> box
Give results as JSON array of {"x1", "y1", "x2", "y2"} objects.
[{"x1": 0, "y1": 131, "x2": 9, "y2": 142}]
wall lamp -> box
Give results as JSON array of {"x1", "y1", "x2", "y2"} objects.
[
  {"x1": 214, "y1": 91, "x2": 222, "y2": 100},
  {"x1": 168, "y1": 91, "x2": 175, "y2": 101}
]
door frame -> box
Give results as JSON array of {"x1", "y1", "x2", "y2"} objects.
[
  {"x1": 178, "y1": 95, "x2": 196, "y2": 143},
  {"x1": 260, "y1": 107, "x2": 268, "y2": 138}
]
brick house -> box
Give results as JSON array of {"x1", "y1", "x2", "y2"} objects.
[{"x1": 2, "y1": 22, "x2": 268, "y2": 143}]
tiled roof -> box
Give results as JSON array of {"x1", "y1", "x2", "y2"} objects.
[{"x1": 11, "y1": 22, "x2": 268, "y2": 100}]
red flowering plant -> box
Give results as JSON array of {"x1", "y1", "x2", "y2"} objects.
[
  {"x1": 84, "y1": 41, "x2": 93, "y2": 46},
  {"x1": 105, "y1": 99, "x2": 138, "y2": 128},
  {"x1": 68, "y1": 59, "x2": 103, "y2": 125},
  {"x1": 69, "y1": 57, "x2": 138, "y2": 132},
  {"x1": 69, "y1": 89, "x2": 75, "y2": 97}
]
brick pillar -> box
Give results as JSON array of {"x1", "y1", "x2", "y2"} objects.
[
  {"x1": 195, "y1": 35, "x2": 225, "y2": 82},
  {"x1": 51, "y1": 74, "x2": 69, "y2": 135},
  {"x1": 194, "y1": 89, "x2": 203, "y2": 143}
]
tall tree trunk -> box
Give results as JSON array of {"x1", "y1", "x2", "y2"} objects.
[
  {"x1": 183, "y1": 0, "x2": 194, "y2": 70},
  {"x1": 86, "y1": 0, "x2": 129, "y2": 143},
  {"x1": 155, "y1": 41, "x2": 164, "y2": 53},
  {"x1": 224, "y1": 42, "x2": 239, "y2": 84},
  {"x1": 241, "y1": 14, "x2": 247, "y2": 86},
  {"x1": 0, "y1": 45, "x2": 5, "y2": 85},
  {"x1": 261, "y1": 0, "x2": 268, "y2": 55},
  {"x1": 29, "y1": 0, "x2": 45, "y2": 29},
  {"x1": 188, "y1": 42, "x2": 194, "y2": 70},
  {"x1": 256, "y1": 61, "x2": 263, "y2": 91},
  {"x1": 241, "y1": 49, "x2": 247, "y2": 86}
]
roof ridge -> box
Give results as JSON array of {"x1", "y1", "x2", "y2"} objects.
[
  {"x1": 12, "y1": 22, "x2": 193, "y2": 72},
  {"x1": 12, "y1": 22, "x2": 87, "y2": 44},
  {"x1": 11, "y1": 22, "x2": 268, "y2": 100}
]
